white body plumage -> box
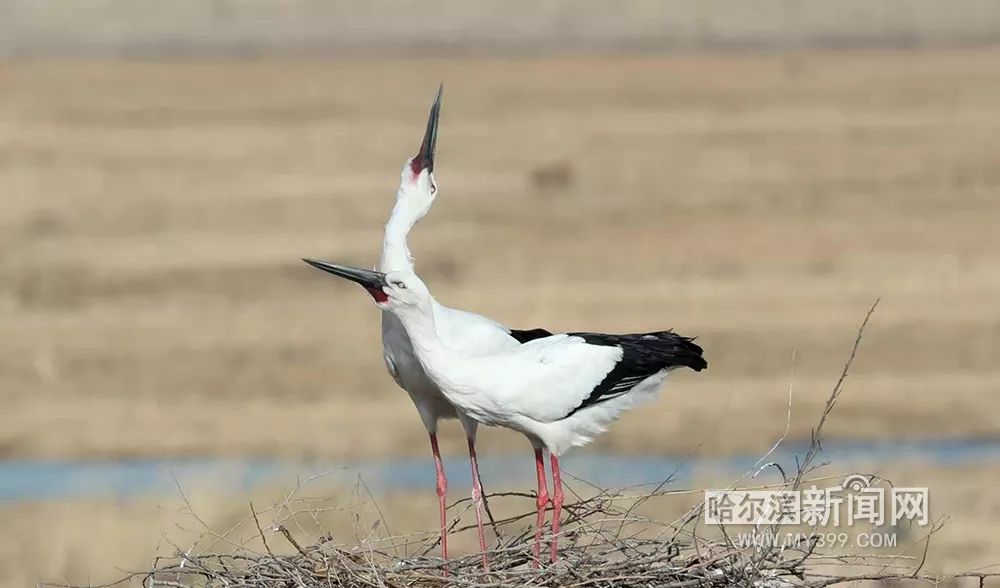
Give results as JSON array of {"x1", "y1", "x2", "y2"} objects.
[{"x1": 391, "y1": 296, "x2": 674, "y2": 456}]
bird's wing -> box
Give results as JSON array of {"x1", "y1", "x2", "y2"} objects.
[
  {"x1": 482, "y1": 335, "x2": 624, "y2": 423},
  {"x1": 476, "y1": 331, "x2": 706, "y2": 424},
  {"x1": 433, "y1": 302, "x2": 521, "y2": 354},
  {"x1": 562, "y1": 331, "x2": 706, "y2": 416}
]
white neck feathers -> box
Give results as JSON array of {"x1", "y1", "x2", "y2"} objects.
[{"x1": 379, "y1": 193, "x2": 427, "y2": 273}]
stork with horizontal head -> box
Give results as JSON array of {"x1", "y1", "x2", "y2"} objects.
[
  {"x1": 301, "y1": 262, "x2": 708, "y2": 565},
  {"x1": 371, "y1": 87, "x2": 551, "y2": 569}
]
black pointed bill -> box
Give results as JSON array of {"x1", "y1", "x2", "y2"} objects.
[
  {"x1": 410, "y1": 84, "x2": 442, "y2": 176},
  {"x1": 302, "y1": 259, "x2": 389, "y2": 303}
]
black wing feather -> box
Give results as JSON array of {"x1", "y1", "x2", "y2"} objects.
[
  {"x1": 508, "y1": 328, "x2": 555, "y2": 343},
  {"x1": 565, "y1": 330, "x2": 706, "y2": 417}
]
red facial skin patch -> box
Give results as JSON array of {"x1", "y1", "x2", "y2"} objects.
[
  {"x1": 409, "y1": 158, "x2": 423, "y2": 177},
  {"x1": 366, "y1": 287, "x2": 389, "y2": 303}
]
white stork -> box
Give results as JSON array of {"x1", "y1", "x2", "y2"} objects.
[
  {"x1": 364, "y1": 87, "x2": 553, "y2": 569},
  {"x1": 300, "y1": 262, "x2": 708, "y2": 565}
]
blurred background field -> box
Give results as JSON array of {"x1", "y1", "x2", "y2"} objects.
[{"x1": 2, "y1": 2, "x2": 1000, "y2": 586}]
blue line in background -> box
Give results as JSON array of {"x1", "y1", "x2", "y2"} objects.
[{"x1": 1, "y1": 437, "x2": 997, "y2": 503}]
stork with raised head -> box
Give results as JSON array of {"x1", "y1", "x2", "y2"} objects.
[
  {"x1": 370, "y1": 87, "x2": 550, "y2": 569},
  {"x1": 301, "y1": 262, "x2": 708, "y2": 565}
]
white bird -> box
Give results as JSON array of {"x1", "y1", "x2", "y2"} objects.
[
  {"x1": 300, "y1": 262, "x2": 708, "y2": 565},
  {"x1": 362, "y1": 87, "x2": 550, "y2": 568}
]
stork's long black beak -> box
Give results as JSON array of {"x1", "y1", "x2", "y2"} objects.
[
  {"x1": 411, "y1": 84, "x2": 442, "y2": 175},
  {"x1": 302, "y1": 259, "x2": 389, "y2": 303}
]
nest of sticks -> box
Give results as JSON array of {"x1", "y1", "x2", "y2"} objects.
[{"x1": 133, "y1": 479, "x2": 993, "y2": 588}]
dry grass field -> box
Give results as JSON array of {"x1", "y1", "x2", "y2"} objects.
[
  {"x1": 1, "y1": 48, "x2": 999, "y2": 585},
  {"x1": 2, "y1": 50, "x2": 999, "y2": 460}
]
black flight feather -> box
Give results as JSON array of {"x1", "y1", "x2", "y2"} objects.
[
  {"x1": 508, "y1": 328, "x2": 555, "y2": 343},
  {"x1": 564, "y1": 330, "x2": 707, "y2": 417}
]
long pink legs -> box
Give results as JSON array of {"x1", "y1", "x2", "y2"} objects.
[
  {"x1": 429, "y1": 433, "x2": 449, "y2": 564},
  {"x1": 431, "y1": 434, "x2": 490, "y2": 571},
  {"x1": 550, "y1": 454, "x2": 564, "y2": 563},
  {"x1": 532, "y1": 448, "x2": 550, "y2": 567},
  {"x1": 467, "y1": 438, "x2": 490, "y2": 570}
]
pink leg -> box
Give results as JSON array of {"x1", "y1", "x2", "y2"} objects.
[
  {"x1": 467, "y1": 438, "x2": 490, "y2": 570},
  {"x1": 429, "y1": 434, "x2": 449, "y2": 566},
  {"x1": 549, "y1": 454, "x2": 564, "y2": 563},
  {"x1": 532, "y1": 448, "x2": 549, "y2": 568}
]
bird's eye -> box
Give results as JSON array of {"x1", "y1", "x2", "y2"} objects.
[
  {"x1": 391, "y1": 280, "x2": 407, "y2": 290},
  {"x1": 430, "y1": 184, "x2": 437, "y2": 195}
]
